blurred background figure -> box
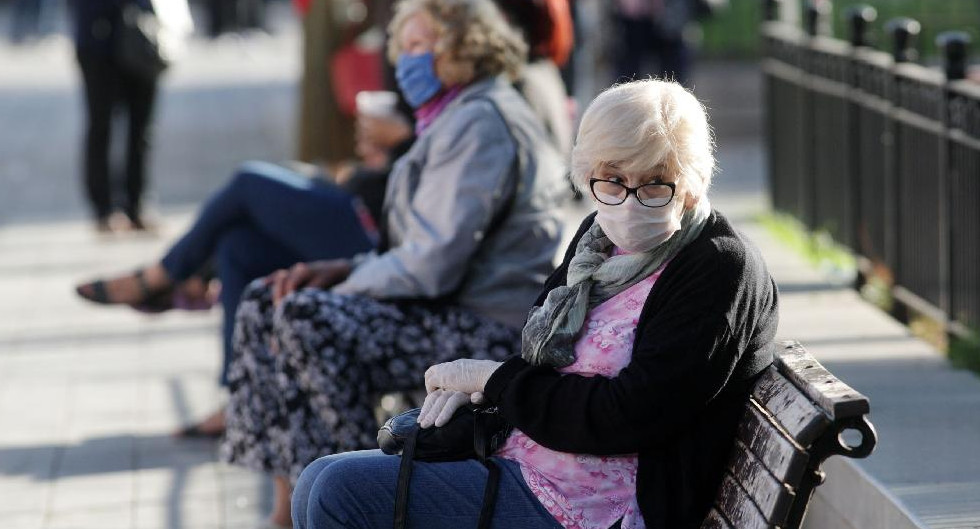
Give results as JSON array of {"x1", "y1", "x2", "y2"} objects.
[
  {"x1": 205, "y1": 0, "x2": 235, "y2": 36},
  {"x1": 8, "y1": 0, "x2": 56, "y2": 43},
  {"x1": 206, "y1": 0, "x2": 268, "y2": 37},
  {"x1": 239, "y1": 0, "x2": 268, "y2": 31},
  {"x1": 496, "y1": 0, "x2": 575, "y2": 157},
  {"x1": 69, "y1": 0, "x2": 162, "y2": 232},
  {"x1": 612, "y1": 0, "x2": 693, "y2": 85}
]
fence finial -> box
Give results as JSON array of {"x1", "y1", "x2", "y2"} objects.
[
  {"x1": 805, "y1": 0, "x2": 832, "y2": 37},
  {"x1": 846, "y1": 5, "x2": 877, "y2": 47},
  {"x1": 937, "y1": 32, "x2": 971, "y2": 81},
  {"x1": 885, "y1": 17, "x2": 921, "y2": 63},
  {"x1": 762, "y1": 0, "x2": 780, "y2": 22}
]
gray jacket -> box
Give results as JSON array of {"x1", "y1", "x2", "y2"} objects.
[{"x1": 332, "y1": 77, "x2": 566, "y2": 328}]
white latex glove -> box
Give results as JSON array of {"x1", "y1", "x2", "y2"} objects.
[
  {"x1": 424, "y1": 359, "x2": 503, "y2": 395},
  {"x1": 418, "y1": 389, "x2": 471, "y2": 428}
]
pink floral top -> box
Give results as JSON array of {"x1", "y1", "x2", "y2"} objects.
[{"x1": 497, "y1": 262, "x2": 668, "y2": 529}]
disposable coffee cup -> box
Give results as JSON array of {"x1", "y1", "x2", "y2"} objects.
[{"x1": 356, "y1": 90, "x2": 399, "y2": 118}]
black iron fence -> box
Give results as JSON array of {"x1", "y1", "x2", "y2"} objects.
[{"x1": 762, "y1": 0, "x2": 980, "y2": 336}]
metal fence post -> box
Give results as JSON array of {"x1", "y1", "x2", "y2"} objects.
[
  {"x1": 938, "y1": 31, "x2": 973, "y2": 340},
  {"x1": 763, "y1": 0, "x2": 780, "y2": 22},
  {"x1": 847, "y1": 5, "x2": 876, "y2": 48},
  {"x1": 846, "y1": 5, "x2": 877, "y2": 291},
  {"x1": 885, "y1": 17, "x2": 921, "y2": 64},
  {"x1": 938, "y1": 32, "x2": 971, "y2": 82},
  {"x1": 798, "y1": 0, "x2": 831, "y2": 230},
  {"x1": 883, "y1": 18, "x2": 920, "y2": 324},
  {"x1": 805, "y1": 0, "x2": 832, "y2": 38}
]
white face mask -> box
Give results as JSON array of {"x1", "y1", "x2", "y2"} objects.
[{"x1": 594, "y1": 191, "x2": 683, "y2": 253}]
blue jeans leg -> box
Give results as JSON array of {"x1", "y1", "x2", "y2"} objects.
[
  {"x1": 161, "y1": 160, "x2": 373, "y2": 282},
  {"x1": 292, "y1": 451, "x2": 561, "y2": 529},
  {"x1": 214, "y1": 227, "x2": 303, "y2": 385}
]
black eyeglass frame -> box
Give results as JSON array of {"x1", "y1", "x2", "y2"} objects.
[{"x1": 589, "y1": 178, "x2": 676, "y2": 208}]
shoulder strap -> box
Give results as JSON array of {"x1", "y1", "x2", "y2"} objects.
[
  {"x1": 476, "y1": 459, "x2": 501, "y2": 529},
  {"x1": 471, "y1": 94, "x2": 522, "y2": 245},
  {"x1": 392, "y1": 425, "x2": 419, "y2": 529}
]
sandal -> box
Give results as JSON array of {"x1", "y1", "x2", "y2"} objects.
[
  {"x1": 173, "y1": 423, "x2": 224, "y2": 440},
  {"x1": 173, "y1": 408, "x2": 226, "y2": 440},
  {"x1": 75, "y1": 269, "x2": 173, "y2": 310}
]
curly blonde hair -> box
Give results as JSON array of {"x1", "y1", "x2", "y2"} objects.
[{"x1": 387, "y1": 0, "x2": 527, "y2": 85}]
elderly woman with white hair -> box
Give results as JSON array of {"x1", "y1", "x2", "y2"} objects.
[{"x1": 290, "y1": 78, "x2": 779, "y2": 529}]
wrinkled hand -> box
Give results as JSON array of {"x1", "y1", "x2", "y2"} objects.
[
  {"x1": 267, "y1": 259, "x2": 352, "y2": 305},
  {"x1": 417, "y1": 389, "x2": 476, "y2": 428},
  {"x1": 424, "y1": 359, "x2": 503, "y2": 396}
]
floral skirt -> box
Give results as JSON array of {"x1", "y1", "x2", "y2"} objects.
[{"x1": 219, "y1": 280, "x2": 521, "y2": 481}]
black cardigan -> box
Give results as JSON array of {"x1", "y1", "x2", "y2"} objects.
[{"x1": 484, "y1": 210, "x2": 779, "y2": 529}]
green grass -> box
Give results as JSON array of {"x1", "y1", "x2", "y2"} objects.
[
  {"x1": 756, "y1": 212, "x2": 857, "y2": 281},
  {"x1": 698, "y1": 0, "x2": 980, "y2": 59},
  {"x1": 949, "y1": 330, "x2": 980, "y2": 374},
  {"x1": 759, "y1": 212, "x2": 980, "y2": 376}
]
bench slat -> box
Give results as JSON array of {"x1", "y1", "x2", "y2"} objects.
[
  {"x1": 715, "y1": 474, "x2": 771, "y2": 529},
  {"x1": 738, "y1": 401, "x2": 809, "y2": 485},
  {"x1": 776, "y1": 341, "x2": 870, "y2": 420},
  {"x1": 729, "y1": 438, "x2": 796, "y2": 525},
  {"x1": 701, "y1": 508, "x2": 734, "y2": 529},
  {"x1": 753, "y1": 367, "x2": 832, "y2": 446}
]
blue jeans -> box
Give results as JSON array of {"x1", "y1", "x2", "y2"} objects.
[
  {"x1": 292, "y1": 450, "x2": 562, "y2": 529},
  {"x1": 160, "y1": 161, "x2": 375, "y2": 385}
]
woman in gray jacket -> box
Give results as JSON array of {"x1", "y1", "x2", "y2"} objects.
[{"x1": 219, "y1": 0, "x2": 566, "y2": 526}]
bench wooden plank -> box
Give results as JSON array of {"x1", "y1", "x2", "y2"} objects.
[
  {"x1": 776, "y1": 341, "x2": 870, "y2": 420},
  {"x1": 704, "y1": 342, "x2": 877, "y2": 529},
  {"x1": 753, "y1": 367, "x2": 832, "y2": 446},
  {"x1": 715, "y1": 474, "x2": 771, "y2": 529},
  {"x1": 738, "y1": 400, "x2": 810, "y2": 485},
  {"x1": 701, "y1": 508, "x2": 734, "y2": 529},
  {"x1": 729, "y1": 438, "x2": 796, "y2": 525}
]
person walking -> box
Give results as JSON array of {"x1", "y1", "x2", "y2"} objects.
[
  {"x1": 9, "y1": 0, "x2": 55, "y2": 44},
  {"x1": 613, "y1": 0, "x2": 693, "y2": 86},
  {"x1": 69, "y1": 0, "x2": 161, "y2": 232}
]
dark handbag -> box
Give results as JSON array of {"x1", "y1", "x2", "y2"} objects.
[
  {"x1": 377, "y1": 405, "x2": 511, "y2": 529},
  {"x1": 116, "y1": 3, "x2": 169, "y2": 81}
]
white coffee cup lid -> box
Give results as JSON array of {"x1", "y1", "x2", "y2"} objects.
[{"x1": 356, "y1": 91, "x2": 399, "y2": 117}]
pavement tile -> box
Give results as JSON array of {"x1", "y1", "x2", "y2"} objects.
[
  {"x1": 134, "y1": 465, "x2": 223, "y2": 503},
  {"x1": 48, "y1": 473, "x2": 134, "y2": 513},
  {"x1": 45, "y1": 504, "x2": 135, "y2": 529},
  {"x1": 134, "y1": 495, "x2": 222, "y2": 529},
  {"x1": 0, "y1": 479, "x2": 51, "y2": 515},
  {"x1": 0, "y1": 511, "x2": 46, "y2": 529}
]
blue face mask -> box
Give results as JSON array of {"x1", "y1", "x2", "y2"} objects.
[{"x1": 396, "y1": 52, "x2": 442, "y2": 108}]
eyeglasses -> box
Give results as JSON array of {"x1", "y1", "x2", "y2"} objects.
[{"x1": 589, "y1": 178, "x2": 676, "y2": 208}]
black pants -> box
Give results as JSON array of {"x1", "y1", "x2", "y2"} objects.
[
  {"x1": 614, "y1": 15, "x2": 691, "y2": 87},
  {"x1": 77, "y1": 52, "x2": 159, "y2": 221}
]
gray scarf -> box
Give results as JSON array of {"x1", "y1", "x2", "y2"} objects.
[{"x1": 521, "y1": 199, "x2": 712, "y2": 367}]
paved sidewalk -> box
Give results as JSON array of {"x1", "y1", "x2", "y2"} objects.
[{"x1": 0, "y1": 212, "x2": 274, "y2": 529}]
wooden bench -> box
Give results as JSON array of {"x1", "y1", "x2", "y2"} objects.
[{"x1": 702, "y1": 340, "x2": 878, "y2": 529}]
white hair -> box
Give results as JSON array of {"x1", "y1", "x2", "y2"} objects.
[{"x1": 570, "y1": 79, "x2": 715, "y2": 203}]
